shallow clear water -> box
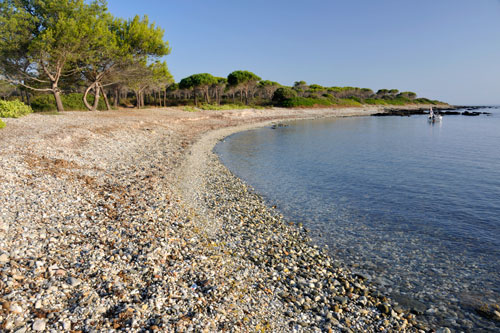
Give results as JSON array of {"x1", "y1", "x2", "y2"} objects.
[{"x1": 215, "y1": 107, "x2": 500, "y2": 331}]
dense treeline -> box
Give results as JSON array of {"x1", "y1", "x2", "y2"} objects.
[
  {"x1": 0, "y1": 1, "x2": 442, "y2": 113},
  {"x1": 168, "y1": 74, "x2": 440, "y2": 108}
]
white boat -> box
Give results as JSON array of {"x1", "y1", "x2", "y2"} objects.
[{"x1": 428, "y1": 107, "x2": 443, "y2": 122}]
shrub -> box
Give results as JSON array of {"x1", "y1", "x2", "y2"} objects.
[
  {"x1": 182, "y1": 106, "x2": 198, "y2": 112},
  {"x1": 0, "y1": 119, "x2": 5, "y2": 129},
  {"x1": 338, "y1": 98, "x2": 363, "y2": 107},
  {"x1": 198, "y1": 103, "x2": 264, "y2": 110},
  {"x1": 272, "y1": 87, "x2": 297, "y2": 106},
  {"x1": 31, "y1": 93, "x2": 107, "y2": 112},
  {"x1": 280, "y1": 97, "x2": 334, "y2": 108},
  {"x1": 414, "y1": 98, "x2": 440, "y2": 105},
  {"x1": 365, "y1": 99, "x2": 388, "y2": 105},
  {"x1": 0, "y1": 100, "x2": 33, "y2": 118},
  {"x1": 30, "y1": 95, "x2": 57, "y2": 112}
]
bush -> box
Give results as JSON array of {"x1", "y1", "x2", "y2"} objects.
[
  {"x1": 365, "y1": 98, "x2": 388, "y2": 105},
  {"x1": 31, "y1": 93, "x2": 107, "y2": 112},
  {"x1": 182, "y1": 106, "x2": 198, "y2": 112},
  {"x1": 198, "y1": 103, "x2": 264, "y2": 110},
  {"x1": 272, "y1": 87, "x2": 297, "y2": 106},
  {"x1": 280, "y1": 97, "x2": 334, "y2": 108},
  {"x1": 0, "y1": 100, "x2": 33, "y2": 118},
  {"x1": 338, "y1": 98, "x2": 363, "y2": 107},
  {"x1": 30, "y1": 95, "x2": 57, "y2": 112},
  {"x1": 0, "y1": 119, "x2": 5, "y2": 129},
  {"x1": 415, "y1": 98, "x2": 440, "y2": 105}
]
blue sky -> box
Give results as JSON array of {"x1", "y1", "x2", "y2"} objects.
[{"x1": 105, "y1": 0, "x2": 500, "y2": 105}]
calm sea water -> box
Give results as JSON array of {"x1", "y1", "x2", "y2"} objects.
[{"x1": 215, "y1": 107, "x2": 500, "y2": 331}]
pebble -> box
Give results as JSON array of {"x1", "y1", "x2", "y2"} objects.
[
  {"x1": 32, "y1": 319, "x2": 46, "y2": 331},
  {"x1": 67, "y1": 276, "x2": 81, "y2": 287},
  {"x1": 0, "y1": 253, "x2": 9, "y2": 263},
  {"x1": 0, "y1": 109, "x2": 444, "y2": 332}
]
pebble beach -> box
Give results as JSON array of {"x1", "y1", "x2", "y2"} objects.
[{"x1": 0, "y1": 106, "x2": 440, "y2": 332}]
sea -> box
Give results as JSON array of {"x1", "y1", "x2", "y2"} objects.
[{"x1": 214, "y1": 106, "x2": 500, "y2": 332}]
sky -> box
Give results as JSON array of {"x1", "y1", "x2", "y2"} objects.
[{"x1": 105, "y1": 0, "x2": 500, "y2": 105}]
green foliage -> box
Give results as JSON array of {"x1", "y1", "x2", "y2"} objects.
[
  {"x1": 258, "y1": 80, "x2": 280, "y2": 88},
  {"x1": 365, "y1": 98, "x2": 388, "y2": 105},
  {"x1": 415, "y1": 98, "x2": 439, "y2": 105},
  {"x1": 182, "y1": 106, "x2": 198, "y2": 112},
  {"x1": 0, "y1": 118, "x2": 5, "y2": 128},
  {"x1": 398, "y1": 91, "x2": 417, "y2": 99},
  {"x1": 0, "y1": 0, "x2": 108, "y2": 80},
  {"x1": 0, "y1": 100, "x2": 33, "y2": 118},
  {"x1": 308, "y1": 84, "x2": 324, "y2": 91},
  {"x1": 272, "y1": 87, "x2": 297, "y2": 105},
  {"x1": 280, "y1": 97, "x2": 331, "y2": 107},
  {"x1": 338, "y1": 98, "x2": 363, "y2": 107},
  {"x1": 227, "y1": 70, "x2": 261, "y2": 87},
  {"x1": 179, "y1": 73, "x2": 218, "y2": 89},
  {"x1": 31, "y1": 93, "x2": 106, "y2": 112},
  {"x1": 198, "y1": 103, "x2": 264, "y2": 110},
  {"x1": 118, "y1": 15, "x2": 170, "y2": 59}
]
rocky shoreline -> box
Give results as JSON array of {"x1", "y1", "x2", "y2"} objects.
[
  {"x1": 372, "y1": 105, "x2": 494, "y2": 117},
  {"x1": 0, "y1": 106, "x2": 443, "y2": 332}
]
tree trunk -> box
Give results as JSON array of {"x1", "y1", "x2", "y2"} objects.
[
  {"x1": 100, "y1": 84, "x2": 111, "y2": 111},
  {"x1": 52, "y1": 85, "x2": 64, "y2": 112},
  {"x1": 113, "y1": 87, "x2": 119, "y2": 108},
  {"x1": 83, "y1": 83, "x2": 94, "y2": 111},
  {"x1": 205, "y1": 88, "x2": 210, "y2": 104},
  {"x1": 92, "y1": 84, "x2": 101, "y2": 111},
  {"x1": 135, "y1": 91, "x2": 140, "y2": 108}
]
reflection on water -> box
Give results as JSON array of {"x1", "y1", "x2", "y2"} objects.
[{"x1": 215, "y1": 108, "x2": 500, "y2": 331}]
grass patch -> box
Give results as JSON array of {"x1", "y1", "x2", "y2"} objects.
[
  {"x1": 338, "y1": 98, "x2": 363, "y2": 107},
  {"x1": 198, "y1": 103, "x2": 264, "y2": 110},
  {"x1": 277, "y1": 97, "x2": 362, "y2": 108},
  {"x1": 280, "y1": 97, "x2": 334, "y2": 107},
  {"x1": 182, "y1": 106, "x2": 199, "y2": 112},
  {"x1": 0, "y1": 119, "x2": 5, "y2": 129}
]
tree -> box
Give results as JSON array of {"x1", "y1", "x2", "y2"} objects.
[
  {"x1": 397, "y1": 91, "x2": 417, "y2": 100},
  {"x1": 179, "y1": 73, "x2": 218, "y2": 105},
  {"x1": 227, "y1": 70, "x2": 261, "y2": 104},
  {"x1": 122, "y1": 60, "x2": 152, "y2": 108},
  {"x1": 376, "y1": 89, "x2": 389, "y2": 97},
  {"x1": 272, "y1": 87, "x2": 297, "y2": 106},
  {"x1": 149, "y1": 60, "x2": 173, "y2": 107},
  {"x1": 0, "y1": 80, "x2": 16, "y2": 99},
  {"x1": 258, "y1": 80, "x2": 281, "y2": 100},
  {"x1": 0, "y1": 0, "x2": 108, "y2": 112},
  {"x1": 81, "y1": 14, "x2": 171, "y2": 110},
  {"x1": 293, "y1": 80, "x2": 308, "y2": 96},
  {"x1": 212, "y1": 77, "x2": 227, "y2": 105},
  {"x1": 360, "y1": 88, "x2": 374, "y2": 98},
  {"x1": 80, "y1": 11, "x2": 117, "y2": 111}
]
